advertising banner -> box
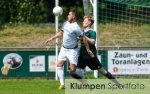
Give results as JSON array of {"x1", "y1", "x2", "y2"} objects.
[
  {"x1": 29, "y1": 55, "x2": 45, "y2": 72},
  {"x1": 108, "y1": 50, "x2": 150, "y2": 75}
]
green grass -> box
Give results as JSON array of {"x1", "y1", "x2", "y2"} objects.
[
  {"x1": 1, "y1": 78, "x2": 149, "y2": 94},
  {"x1": 0, "y1": 79, "x2": 64, "y2": 94}
]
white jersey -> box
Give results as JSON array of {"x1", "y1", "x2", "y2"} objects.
[{"x1": 62, "y1": 21, "x2": 83, "y2": 48}]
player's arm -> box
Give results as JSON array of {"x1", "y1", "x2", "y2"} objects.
[
  {"x1": 82, "y1": 36, "x2": 94, "y2": 58},
  {"x1": 45, "y1": 30, "x2": 63, "y2": 44},
  {"x1": 85, "y1": 31, "x2": 96, "y2": 45},
  {"x1": 85, "y1": 36, "x2": 95, "y2": 45},
  {"x1": 75, "y1": 26, "x2": 94, "y2": 58}
]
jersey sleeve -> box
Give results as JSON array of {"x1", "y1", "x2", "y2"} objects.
[
  {"x1": 61, "y1": 21, "x2": 67, "y2": 32},
  {"x1": 90, "y1": 31, "x2": 96, "y2": 41},
  {"x1": 74, "y1": 25, "x2": 83, "y2": 37}
]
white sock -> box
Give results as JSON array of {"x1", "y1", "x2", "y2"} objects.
[
  {"x1": 57, "y1": 67, "x2": 64, "y2": 85},
  {"x1": 74, "y1": 68, "x2": 86, "y2": 79}
]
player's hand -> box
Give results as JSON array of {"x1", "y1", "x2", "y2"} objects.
[
  {"x1": 87, "y1": 50, "x2": 94, "y2": 58},
  {"x1": 44, "y1": 40, "x2": 49, "y2": 44},
  {"x1": 44, "y1": 38, "x2": 53, "y2": 44}
]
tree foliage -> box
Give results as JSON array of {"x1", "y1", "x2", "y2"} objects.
[
  {"x1": 0, "y1": 0, "x2": 83, "y2": 26},
  {"x1": 0, "y1": 0, "x2": 49, "y2": 24}
]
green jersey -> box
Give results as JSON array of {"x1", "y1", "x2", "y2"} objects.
[{"x1": 79, "y1": 29, "x2": 97, "y2": 59}]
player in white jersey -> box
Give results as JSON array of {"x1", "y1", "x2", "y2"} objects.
[{"x1": 45, "y1": 10, "x2": 94, "y2": 89}]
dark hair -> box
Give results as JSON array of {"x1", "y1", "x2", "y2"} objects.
[{"x1": 69, "y1": 9, "x2": 78, "y2": 18}]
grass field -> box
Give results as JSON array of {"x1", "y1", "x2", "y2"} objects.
[
  {"x1": 0, "y1": 23, "x2": 150, "y2": 47},
  {"x1": 0, "y1": 78, "x2": 150, "y2": 94},
  {"x1": 0, "y1": 79, "x2": 64, "y2": 94}
]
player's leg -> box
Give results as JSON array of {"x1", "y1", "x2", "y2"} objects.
[
  {"x1": 68, "y1": 49, "x2": 86, "y2": 79},
  {"x1": 76, "y1": 56, "x2": 87, "y2": 79},
  {"x1": 92, "y1": 58, "x2": 123, "y2": 87},
  {"x1": 57, "y1": 47, "x2": 67, "y2": 89},
  {"x1": 69, "y1": 63, "x2": 87, "y2": 85},
  {"x1": 87, "y1": 57, "x2": 123, "y2": 87},
  {"x1": 87, "y1": 57, "x2": 102, "y2": 70},
  {"x1": 77, "y1": 56, "x2": 87, "y2": 70},
  {"x1": 88, "y1": 57, "x2": 114, "y2": 79},
  {"x1": 99, "y1": 68, "x2": 119, "y2": 83},
  {"x1": 99, "y1": 67, "x2": 123, "y2": 88},
  {"x1": 56, "y1": 61, "x2": 65, "y2": 89},
  {"x1": 69, "y1": 63, "x2": 86, "y2": 79}
]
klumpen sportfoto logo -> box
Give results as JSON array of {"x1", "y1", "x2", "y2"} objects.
[
  {"x1": 69, "y1": 81, "x2": 145, "y2": 91},
  {"x1": 65, "y1": 79, "x2": 149, "y2": 94}
]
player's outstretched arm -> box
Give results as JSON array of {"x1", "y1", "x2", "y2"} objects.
[
  {"x1": 82, "y1": 36, "x2": 94, "y2": 58},
  {"x1": 45, "y1": 31, "x2": 63, "y2": 44}
]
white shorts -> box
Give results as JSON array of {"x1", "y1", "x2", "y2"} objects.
[{"x1": 58, "y1": 47, "x2": 78, "y2": 65}]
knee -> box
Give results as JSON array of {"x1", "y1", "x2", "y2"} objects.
[{"x1": 69, "y1": 67, "x2": 76, "y2": 75}]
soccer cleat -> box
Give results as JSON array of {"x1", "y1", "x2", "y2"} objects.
[{"x1": 58, "y1": 85, "x2": 65, "y2": 89}]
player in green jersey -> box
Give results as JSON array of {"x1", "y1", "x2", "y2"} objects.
[{"x1": 77, "y1": 16, "x2": 123, "y2": 88}]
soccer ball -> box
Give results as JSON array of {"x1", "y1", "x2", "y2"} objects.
[{"x1": 53, "y1": 6, "x2": 63, "y2": 16}]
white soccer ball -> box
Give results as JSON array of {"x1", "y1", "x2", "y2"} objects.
[{"x1": 53, "y1": 6, "x2": 63, "y2": 16}]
